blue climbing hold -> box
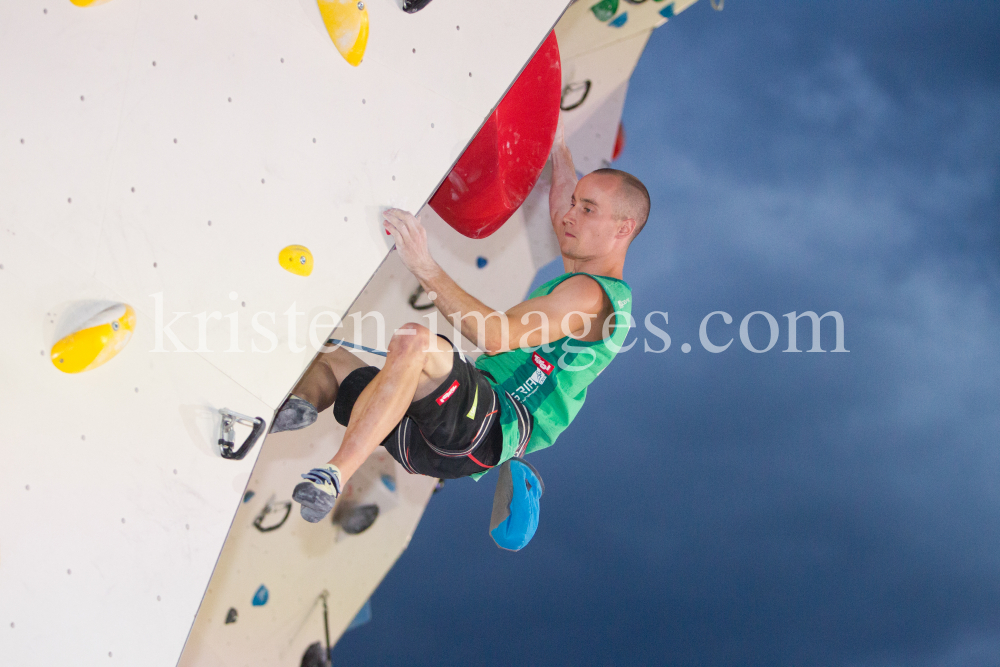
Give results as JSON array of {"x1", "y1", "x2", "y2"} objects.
[
  {"x1": 490, "y1": 458, "x2": 544, "y2": 551},
  {"x1": 252, "y1": 585, "x2": 269, "y2": 606},
  {"x1": 243, "y1": 490, "x2": 255, "y2": 503},
  {"x1": 609, "y1": 12, "x2": 628, "y2": 27},
  {"x1": 659, "y1": 3, "x2": 675, "y2": 18},
  {"x1": 380, "y1": 474, "x2": 396, "y2": 492},
  {"x1": 346, "y1": 599, "x2": 372, "y2": 631},
  {"x1": 476, "y1": 256, "x2": 488, "y2": 269}
]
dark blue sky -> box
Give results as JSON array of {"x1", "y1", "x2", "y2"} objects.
[{"x1": 335, "y1": 2, "x2": 1000, "y2": 665}]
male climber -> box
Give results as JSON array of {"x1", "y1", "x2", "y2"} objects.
[{"x1": 274, "y1": 127, "x2": 649, "y2": 523}]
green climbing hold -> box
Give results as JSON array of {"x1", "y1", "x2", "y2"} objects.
[{"x1": 590, "y1": 0, "x2": 618, "y2": 22}]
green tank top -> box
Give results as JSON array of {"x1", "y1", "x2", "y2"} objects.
[{"x1": 472, "y1": 272, "x2": 633, "y2": 479}]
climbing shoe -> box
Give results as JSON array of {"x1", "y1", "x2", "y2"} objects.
[
  {"x1": 293, "y1": 464, "x2": 342, "y2": 523},
  {"x1": 270, "y1": 395, "x2": 318, "y2": 433}
]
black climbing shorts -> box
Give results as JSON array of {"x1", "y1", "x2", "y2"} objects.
[{"x1": 332, "y1": 337, "x2": 503, "y2": 479}]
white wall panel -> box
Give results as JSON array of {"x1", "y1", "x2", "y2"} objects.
[
  {"x1": 0, "y1": 0, "x2": 571, "y2": 664},
  {"x1": 556, "y1": 0, "x2": 697, "y2": 61},
  {"x1": 1, "y1": 0, "x2": 571, "y2": 411},
  {"x1": 0, "y1": 224, "x2": 268, "y2": 664}
]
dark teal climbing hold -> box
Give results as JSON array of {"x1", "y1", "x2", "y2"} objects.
[
  {"x1": 225, "y1": 608, "x2": 238, "y2": 624},
  {"x1": 609, "y1": 12, "x2": 628, "y2": 27},
  {"x1": 252, "y1": 585, "x2": 269, "y2": 606},
  {"x1": 381, "y1": 474, "x2": 396, "y2": 492},
  {"x1": 243, "y1": 490, "x2": 255, "y2": 503},
  {"x1": 476, "y1": 256, "x2": 488, "y2": 269},
  {"x1": 590, "y1": 0, "x2": 618, "y2": 22},
  {"x1": 659, "y1": 3, "x2": 675, "y2": 18}
]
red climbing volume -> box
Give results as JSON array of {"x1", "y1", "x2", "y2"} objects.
[{"x1": 430, "y1": 31, "x2": 562, "y2": 239}]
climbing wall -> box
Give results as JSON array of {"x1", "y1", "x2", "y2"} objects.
[
  {"x1": 0, "y1": 0, "x2": 571, "y2": 664},
  {"x1": 178, "y1": 2, "x2": 703, "y2": 663},
  {"x1": 557, "y1": 0, "x2": 699, "y2": 172},
  {"x1": 178, "y1": 204, "x2": 549, "y2": 665}
]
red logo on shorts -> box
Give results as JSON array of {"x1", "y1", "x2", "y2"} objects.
[
  {"x1": 532, "y1": 352, "x2": 554, "y2": 375},
  {"x1": 436, "y1": 380, "x2": 460, "y2": 405}
]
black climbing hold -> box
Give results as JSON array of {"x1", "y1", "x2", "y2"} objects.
[
  {"x1": 253, "y1": 499, "x2": 292, "y2": 532},
  {"x1": 408, "y1": 284, "x2": 435, "y2": 311},
  {"x1": 402, "y1": 0, "x2": 432, "y2": 12},
  {"x1": 336, "y1": 504, "x2": 379, "y2": 535},
  {"x1": 561, "y1": 80, "x2": 592, "y2": 111},
  {"x1": 300, "y1": 641, "x2": 330, "y2": 667},
  {"x1": 225, "y1": 608, "x2": 238, "y2": 624}
]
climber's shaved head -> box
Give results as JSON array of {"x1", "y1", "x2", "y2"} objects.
[{"x1": 591, "y1": 168, "x2": 650, "y2": 240}]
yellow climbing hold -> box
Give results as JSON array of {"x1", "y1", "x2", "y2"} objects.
[
  {"x1": 317, "y1": 0, "x2": 369, "y2": 67},
  {"x1": 51, "y1": 303, "x2": 135, "y2": 374},
  {"x1": 69, "y1": 0, "x2": 113, "y2": 6},
  {"x1": 279, "y1": 245, "x2": 314, "y2": 276}
]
